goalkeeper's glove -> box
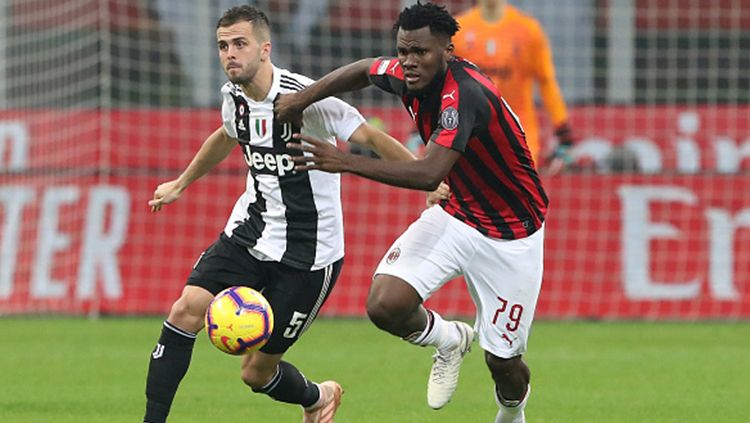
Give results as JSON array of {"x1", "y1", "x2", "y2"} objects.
[{"x1": 549, "y1": 122, "x2": 575, "y2": 165}]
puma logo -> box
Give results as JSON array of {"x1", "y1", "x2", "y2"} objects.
[
  {"x1": 501, "y1": 333, "x2": 517, "y2": 347},
  {"x1": 442, "y1": 90, "x2": 456, "y2": 101}
]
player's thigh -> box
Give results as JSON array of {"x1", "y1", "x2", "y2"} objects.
[
  {"x1": 373, "y1": 206, "x2": 467, "y2": 301},
  {"x1": 186, "y1": 234, "x2": 265, "y2": 294},
  {"x1": 465, "y1": 225, "x2": 545, "y2": 359},
  {"x1": 258, "y1": 259, "x2": 343, "y2": 354},
  {"x1": 178, "y1": 234, "x2": 265, "y2": 330}
]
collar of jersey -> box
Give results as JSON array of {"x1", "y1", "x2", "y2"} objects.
[{"x1": 234, "y1": 65, "x2": 282, "y2": 105}]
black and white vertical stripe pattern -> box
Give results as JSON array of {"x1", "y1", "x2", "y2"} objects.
[{"x1": 220, "y1": 66, "x2": 364, "y2": 271}]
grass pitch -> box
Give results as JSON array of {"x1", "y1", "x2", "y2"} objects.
[{"x1": 0, "y1": 318, "x2": 748, "y2": 422}]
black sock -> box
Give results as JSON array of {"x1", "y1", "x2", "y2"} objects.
[
  {"x1": 143, "y1": 321, "x2": 197, "y2": 423},
  {"x1": 252, "y1": 361, "x2": 320, "y2": 408}
]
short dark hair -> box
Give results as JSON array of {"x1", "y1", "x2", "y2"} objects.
[
  {"x1": 216, "y1": 5, "x2": 271, "y2": 40},
  {"x1": 394, "y1": 2, "x2": 459, "y2": 38}
]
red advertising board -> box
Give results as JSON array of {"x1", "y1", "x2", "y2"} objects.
[{"x1": 0, "y1": 108, "x2": 748, "y2": 319}]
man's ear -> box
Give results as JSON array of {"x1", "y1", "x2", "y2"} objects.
[
  {"x1": 261, "y1": 41, "x2": 272, "y2": 61},
  {"x1": 445, "y1": 42, "x2": 455, "y2": 59}
]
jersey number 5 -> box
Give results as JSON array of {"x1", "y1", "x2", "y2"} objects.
[{"x1": 283, "y1": 311, "x2": 309, "y2": 338}]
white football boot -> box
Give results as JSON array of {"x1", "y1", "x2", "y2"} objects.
[{"x1": 427, "y1": 321, "x2": 475, "y2": 409}]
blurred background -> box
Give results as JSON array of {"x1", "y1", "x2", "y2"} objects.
[{"x1": 0, "y1": 0, "x2": 748, "y2": 319}]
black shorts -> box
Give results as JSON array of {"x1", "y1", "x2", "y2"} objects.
[{"x1": 187, "y1": 234, "x2": 343, "y2": 354}]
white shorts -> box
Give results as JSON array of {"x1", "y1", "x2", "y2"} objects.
[{"x1": 374, "y1": 206, "x2": 544, "y2": 358}]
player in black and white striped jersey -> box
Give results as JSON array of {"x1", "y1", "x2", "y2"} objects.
[
  {"x1": 142, "y1": 6, "x2": 421, "y2": 423},
  {"x1": 220, "y1": 68, "x2": 358, "y2": 272}
]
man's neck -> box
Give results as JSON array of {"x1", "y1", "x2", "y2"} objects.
[
  {"x1": 480, "y1": 0, "x2": 507, "y2": 22},
  {"x1": 411, "y1": 62, "x2": 449, "y2": 100},
  {"x1": 241, "y1": 62, "x2": 274, "y2": 101}
]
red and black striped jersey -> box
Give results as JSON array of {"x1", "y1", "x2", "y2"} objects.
[{"x1": 368, "y1": 57, "x2": 548, "y2": 239}]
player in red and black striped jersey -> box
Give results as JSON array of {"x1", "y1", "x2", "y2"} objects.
[
  {"x1": 368, "y1": 55, "x2": 547, "y2": 239},
  {"x1": 276, "y1": 3, "x2": 546, "y2": 421}
]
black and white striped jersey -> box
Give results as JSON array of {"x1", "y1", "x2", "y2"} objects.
[{"x1": 220, "y1": 66, "x2": 365, "y2": 271}]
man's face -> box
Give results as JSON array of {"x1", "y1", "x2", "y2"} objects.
[
  {"x1": 216, "y1": 21, "x2": 269, "y2": 85},
  {"x1": 396, "y1": 26, "x2": 451, "y2": 92}
]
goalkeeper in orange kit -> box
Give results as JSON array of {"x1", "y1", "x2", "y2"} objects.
[{"x1": 454, "y1": 0, "x2": 574, "y2": 175}]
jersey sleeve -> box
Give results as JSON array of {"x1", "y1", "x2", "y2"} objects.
[
  {"x1": 303, "y1": 97, "x2": 366, "y2": 142},
  {"x1": 220, "y1": 84, "x2": 238, "y2": 139},
  {"x1": 368, "y1": 57, "x2": 406, "y2": 96},
  {"x1": 530, "y1": 22, "x2": 568, "y2": 126},
  {"x1": 430, "y1": 76, "x2": 483, "y2": 153}
]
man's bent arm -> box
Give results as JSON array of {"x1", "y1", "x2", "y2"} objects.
[
  {"x1": 348, "y1": 122, "x2": 416, "y2": 162},
  {"x1": 295, "y1": 59, "x2": 375, "y2": 108},
  {"x1": 175, "y1": 127, "x2": 236, "y2": 191},
  {"x1": 339, "y1": 142, "x2": 459, "y2": 191}
]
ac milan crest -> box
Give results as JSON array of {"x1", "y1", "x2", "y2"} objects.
[{"x1": 386, "y1": 247, "x2": 401, "y2": 264}]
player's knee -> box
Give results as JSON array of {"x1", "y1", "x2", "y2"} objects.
[
  {"x1": 240, "y1": 366, "x2": 260, "y2": 388},
  {"x1": 240, "y1": 359, "x2": 275, "y2": 389},
  {"x1": 167, "y1": 288, "x2": 213, "y2": 331},
  {"x1": 365, "y1": 298, "x2": 393, "y2": 330},
  {"x1": 366, "y1": 293, "x2": 410, "y2": 330},
  {"x1": 485, "y1": 353, "x2": 530, "y2": 385},
  {"x1": 366, "y1": 277, "x2": 420, "y2": 329}
]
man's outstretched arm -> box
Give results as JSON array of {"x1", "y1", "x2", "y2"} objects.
[
  {"x1": 288, "y1": 133, "x2": 460, "y2": 192},
  {"x1": 275, "y1": 58, "x2": 375, "y2": 123},
  {"x1": 148, "y1": 127, "x2": 235, "y2": 212}
]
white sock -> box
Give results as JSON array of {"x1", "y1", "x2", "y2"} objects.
[
  {"x1": 404, "y1": 309, "x2": 460, "y2": 351},
  {"x1": 495, "y1": 385, "x2": 530, "y2": 423}
]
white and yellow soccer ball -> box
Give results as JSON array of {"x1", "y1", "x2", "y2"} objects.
[{"x1": 205, "y1": 286, "x2": 274, "y2": 355}]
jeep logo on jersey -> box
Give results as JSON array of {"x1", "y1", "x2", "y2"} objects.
[{"x1": 244, "y1": 145, "x2": 296, "y2": 177}]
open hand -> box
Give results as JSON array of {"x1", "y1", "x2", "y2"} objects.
[{"x1": 148, "y1": 179, "x2": 184, "y2": 212}]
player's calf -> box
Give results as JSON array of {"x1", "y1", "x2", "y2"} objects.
[
  {"x1": 251, "y1": 361, "x2": 320, "y2": 407},
  {"x1": 144, "y1": 321, "x2": 198, "y2": 423}
]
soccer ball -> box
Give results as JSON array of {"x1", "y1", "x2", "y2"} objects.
[{"x1": 205, "y1": 286, "x2": 274, "y2": 355}]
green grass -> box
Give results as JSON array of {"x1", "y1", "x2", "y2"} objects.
[{"x1": 0, "y1": 318, "x2": 748, "y2": 422}]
